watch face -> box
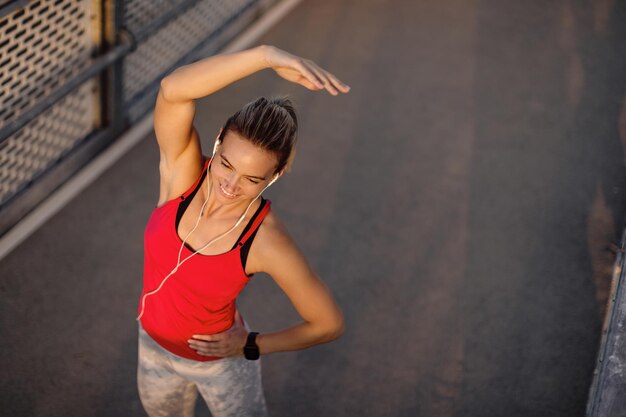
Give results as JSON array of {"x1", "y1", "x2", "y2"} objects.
[
  {"x1": 244, "y1": 345, "x2": 260, "y2": 360},
  {"x1": 244, "y1": 332, "x2": 260, "y2": 360}
]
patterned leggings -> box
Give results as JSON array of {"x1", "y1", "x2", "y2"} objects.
[{"x1": 137, "y1": 325, "x2": 268, "y2": 417}]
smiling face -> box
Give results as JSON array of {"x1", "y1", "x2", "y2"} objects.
[{"x1": 209, "y1": 131, "x2": 280, "y2": 205}]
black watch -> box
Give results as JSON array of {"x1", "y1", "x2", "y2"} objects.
[{"x1": 243, "y1": 332, "x2": 260, "y2": 360}]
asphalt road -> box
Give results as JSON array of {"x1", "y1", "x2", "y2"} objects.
[{"x1": 1, "y1": 1, "x2": 626, "y2": 416}]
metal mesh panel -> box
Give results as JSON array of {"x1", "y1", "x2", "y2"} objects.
[
  {"x1": 123, "y1": 0, "x2": 189, "y2": 33},
  {"x1": 122, "y1": 0, "x2": 253, "y2": 103},
  {"x1": 0, "y1": 0, "x2": 95, "y2": 129},
  {"x1": 0, "y1": 78, "x2": 97, "y2": 205},
  {"x1": 0, "y1": 0, "x2": 266, "y2": 232}
]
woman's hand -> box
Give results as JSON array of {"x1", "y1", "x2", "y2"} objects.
[
  {"x1": 262, "y1": 45, "x2": 350, "y2": 96},
  {"x1": 187, "y1": 311, "x2": 249, "y2": 358}
]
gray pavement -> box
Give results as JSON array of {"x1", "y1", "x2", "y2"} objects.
[{"x1": 2, "y1": 1, "x2": 626, "y2": 416}]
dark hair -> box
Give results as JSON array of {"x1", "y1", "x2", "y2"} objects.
[{"x1": 218, "y1": 96, "x2": 298, "y2": 174}]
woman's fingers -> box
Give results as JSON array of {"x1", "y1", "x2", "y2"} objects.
[
  {"x1": 188, "y1": 338, "x2": 228, "y2": 356},
  {"x1": 300, "y1": 60, "x2": 338, "y2": 95},
  {"x1": 189, "y1": 334, "x2": 220, "y2": 354},
  {"x1": 298, "y1": 77, "x2": 323, "y2": 91},
  {"x1": 326, "y1": 71, "x2": 351, "y2": 93},
  {"x1": 267, "y1": 47, "x2": 349, "y2": 95},
  {"x1": 303, "y1": 61, "x2": 337, "y2": 95},
  {"x1": 188, "y1": 320, "x2": 248, "y2": 357},
  {"x1": 301, "y1": 60, "x2": 350, "y2": 96},
  {"x1": 274, "y1": 67, "x2": 323, "y2": 91},
  {"x1": 293, "y1": 60, "x2": 324, "y2": 89}
]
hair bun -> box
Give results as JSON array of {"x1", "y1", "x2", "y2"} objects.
[
  {"x1": 269, "y1": 96, "x2": 297, "y2": 124},
  {"x1": 220, "y1": 96, "x2": 298, "y2": 173}
]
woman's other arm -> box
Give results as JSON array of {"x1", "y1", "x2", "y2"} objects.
[
  {"x1": 252, "y1": 217, "x2": 345, "y2": 353},
  {"x1": 188, "y1": 215, "x2": 345, "y2": 357}
]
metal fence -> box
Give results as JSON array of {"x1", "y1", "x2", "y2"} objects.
[{"x1": 0, "y1": 0, "x2": 273, "y2": 236}]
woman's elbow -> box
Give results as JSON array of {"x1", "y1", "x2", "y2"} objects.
[
  {"x1": 323, "y1": 312, "x2": 345, "y2": 342},
  {"x1": 159, "y1": 73, "x2": 188, "y2": 103},
  {"x1": 332, "y1": 318, "x2": 346, "y2": 341},
  {"x1": 159, "y1": 77, "x2": 176, "y2": 102}
]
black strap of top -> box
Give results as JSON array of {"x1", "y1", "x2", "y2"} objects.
[
  {"x1": 236, "y1": 199, "x2": 267, "y2": 270},
  {"x1": 175, "y1": 168, "x2": 207, "y2": 230}
]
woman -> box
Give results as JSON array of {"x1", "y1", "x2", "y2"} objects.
[{"x1": 136, "y1": 45, "x2": 349, "y2": 417}]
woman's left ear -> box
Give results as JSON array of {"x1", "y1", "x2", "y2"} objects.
[
  {"x1": 269, "y1": 171, "x2": 283, "y2": 185},
  {"x1": 212, "y1": 129, "x2": 223, "y2": 156}
]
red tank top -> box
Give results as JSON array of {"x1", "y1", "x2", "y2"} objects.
[{"x1": 138, "y1": 159, "x2": 271, "y2": 361}]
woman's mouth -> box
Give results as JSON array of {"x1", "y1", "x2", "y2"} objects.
[{"x1": 219, "y1": 183, "x2": 237, "y2": 199}]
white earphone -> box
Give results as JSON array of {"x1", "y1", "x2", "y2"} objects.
[{"x1": 137, "y1": 137, "x2": 280, "y2": 320}]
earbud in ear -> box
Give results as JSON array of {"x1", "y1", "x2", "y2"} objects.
[
  {"x1": 268, "y1": 173, "x2": 282, "y2": 186},
  {"x1": 212, "y1": 128, "x2": 223, "y2": 157},
  {"x1": 212, "y1": 140, "x2": 221, "y2": 157}
]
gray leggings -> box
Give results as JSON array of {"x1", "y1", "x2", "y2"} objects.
[{"x1": 137, "y1": 325, "x2": 268, "y2": 417}]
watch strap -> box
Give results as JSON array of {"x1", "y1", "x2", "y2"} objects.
[{"x1": 244, "y1": 332, "x2": 260, "y2": 360}]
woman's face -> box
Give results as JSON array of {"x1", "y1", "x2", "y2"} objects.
[{"x1": 210, "y1": 131, "x2": 279, "y2": 205}]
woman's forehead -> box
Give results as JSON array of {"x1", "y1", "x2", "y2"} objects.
[{"x1": 220, "y1": 132, "x2": 278, "y2": 173}]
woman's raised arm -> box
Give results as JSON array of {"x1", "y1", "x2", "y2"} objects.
[
  {"x1": 160, "y1": 45, "x2": 349, "y2": 103},
  {"x1": 154, "y1": 46, "x2": 349, "y2": 205}
]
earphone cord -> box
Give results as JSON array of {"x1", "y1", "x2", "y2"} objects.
[{"x1": 136, "y1": 156, "x2": 273, "y2": 321}]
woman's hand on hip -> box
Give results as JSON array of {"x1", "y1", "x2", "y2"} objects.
[
  {"x1": 187, "y1": 311, "x2": 248, "y2": 358},
  {"x1": 262, "y1": 45, "x2": 350, "y2": 96}
]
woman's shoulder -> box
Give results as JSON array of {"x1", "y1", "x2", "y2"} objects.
[
  {"x1": 256, "y1": 209, "x2": 288, "y2": 242},
  {"x1": 157, "y1": 152, "x2": 208, "y2": 206},
  {"x1": 253, "y1": 209, "x2": 299, "y2": 255},
  {"x1": 248, "y1": 208, "x2": 309, "y2": 275}
]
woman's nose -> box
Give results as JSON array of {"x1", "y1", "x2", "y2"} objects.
[{"x1": 223, "y1": 173, "x2": 240, "y2": 190}]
